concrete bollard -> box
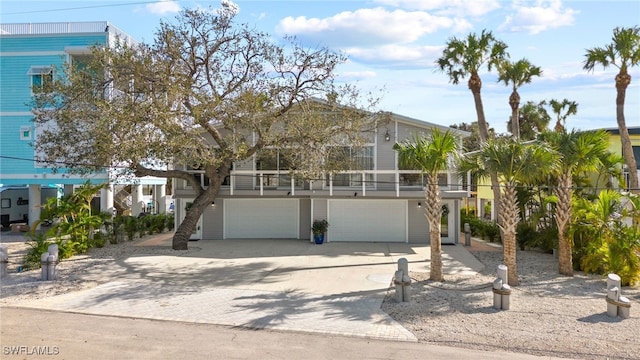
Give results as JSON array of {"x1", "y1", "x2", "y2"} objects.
[
  {"x1": 41, "y1": 252, "x2": 50, "y2": 281},
  {"x1": 492, "y1": 265, "x2": 512, "y2": 310},
  {"x1": 47, "y1": 244, "x2": 58, "y2": 260},
  {"x1": 464, "y1": 223, "x2": 471, "y2": 246},
  {"x1": 47, "y1": 254, "x2": 57, "y2": 280},
  {"x1": 394, "y1": 258, "x2": 411, "y2": 303},
  {"x1": 606, "y1": 273, "x2": 631, "y2": 319},
  {"x1": 0, "y1": 246, "x2": 8, "y2": 279}
]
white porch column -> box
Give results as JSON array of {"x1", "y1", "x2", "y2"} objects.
[
  {"x1": 154, "y1": 184, "x2": 166, "y2": 214},
  {"x1": 28, "y1": 184, "x2": 41, "y2": 229},
  {"x1": 131, "y1": 184, "x2": 144, "y2": 216},
  {"x1": 100, "y1": 185, "x2": 114, "y2": 216}
]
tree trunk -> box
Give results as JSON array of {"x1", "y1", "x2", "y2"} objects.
[
  {"x1": 424, "y1": 176, "x2": 443, "y2": 281},
  {"x1": 469, "y1": 74, "x2": 501, "y2": 223},
  {"x1": 616, "y1": 72, "x2": 639, "y2": 193},
  {"x1": 509, "y1": 90, "x2": 520, "y2": 139},
  {"x1": 498, "y1": 183, "x2": 519, "y2": 286},
  {"x1": 172, "y1": 185, "x2": 218, "y2": 250},
  {"x1": 556, "y1": 173, "x2": 573, "y2": 276}
]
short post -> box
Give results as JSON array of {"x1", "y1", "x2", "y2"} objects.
[
  {"x1": 606, "y1": 273, "x2": 631, "y2": 319},
  {"x1": 464, "y1": 223, "x2": 471, "y2": 247},
  {"x1": 394, "y1": 258, "x2": 411, "y2": 302},
  {"x1": 47, "y1": 254, "x2": 57, "y2": 280},
  {"x1": 41, "y1": 252, "x2": 50, "y2": 281},
  {"x1": 492, "y1": 264, "x2": 511, "y2": 310},
  {"x1": 0, "y1": 246, "x2": 8, "y2": 279}
]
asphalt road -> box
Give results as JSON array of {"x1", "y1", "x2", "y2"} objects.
[{"x1": 0, "y1": 307, "x2": 561, "y2": 360}]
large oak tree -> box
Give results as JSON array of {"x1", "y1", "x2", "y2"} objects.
[{"x1": 32, "y1": 6, "x2": 383, "y2": 250}]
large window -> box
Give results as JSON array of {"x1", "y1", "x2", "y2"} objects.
[
  {"x1": 256, "y1": 150, "x2": 302, "y2": 189},
  {"x1": 326, "y1": 146, "x2": 374, "y2": 187}
]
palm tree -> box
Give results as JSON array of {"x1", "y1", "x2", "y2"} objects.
[
  {"x1": 515, "y1": 101, "x2": 551, "y2": 141},
  {"x1": 394, "y1": 129, "x2": 459, "y2": 282},
  {"x1": 436, "y1": 29, "x2": 509, "y2": 221},
  {"x1": 549, "y1": 99, "x2": 578, "y2": 133},
  {"x1": 540, "y1": 130, "x2": 610, "y2": 276},
  {"x1": 584, "y1": 26, "x2": 640, "y2": 193},
  {"x1": 460, "y1": 138, "x2": 556, "y2": 285},
  {"x1": 497, "y1": 59, "x2": 542, "y2": 139}
]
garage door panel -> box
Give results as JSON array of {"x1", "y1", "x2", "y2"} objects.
[
  {"x1": 329, "y1": 200, "x2": 406, "y2": 242},
  {"x1": 225, "y1": 199, "x2": 298, "y2": 239}
]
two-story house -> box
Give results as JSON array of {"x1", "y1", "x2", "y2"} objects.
[
  {"x1": 173, "y1": 112, "x2": 469, "y2": 244},
  {"x1": 0, "y1": 22, "x2": 168, "y2": 228}
]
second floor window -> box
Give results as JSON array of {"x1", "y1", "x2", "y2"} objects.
[
  {"x1": 326, "y1": 146, "x2": 374, "y2": 187},
  {"x1": 28, "y1": 66, "x2": 53, "y2": 93}
]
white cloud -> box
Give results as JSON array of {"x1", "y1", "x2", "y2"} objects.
[
  {"x1": 338, "y1": 71, "x2": 377, "y2": 81},
  {"x1": 276, "y1": 7, "x2": 469, "y2": 47},
  {"x1": 345, "y1": 44, "x2": 444, "y2": 68},
  {"x1": 146, "y1": 0, "x2": 181, "y2": 15},
  {"x1": 499, "y1": 0, "x2": 577, "y2": 34},
  {"x1": 374, "y1": 0, "x2": 501, "y2": 17}
]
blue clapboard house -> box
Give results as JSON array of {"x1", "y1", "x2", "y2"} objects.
[{"x1": 0, "y1": 22, "x2": 168, "y2": 229}]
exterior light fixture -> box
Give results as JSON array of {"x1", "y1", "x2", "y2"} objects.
[
  {"x1": 384, "y1": 130, "x2": 391, "y2": 142},
  {"x1": 418, "y1": 202, "x2": 422, "y2": 208}
]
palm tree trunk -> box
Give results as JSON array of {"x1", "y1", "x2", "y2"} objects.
[
  {"x1": 470, "y1": 75, "x2": 501, "y2": 223},
  {"x1": 616, "y1": 72, "x2": 639, "y2": 193},
  {"x1": 425, "y1": 175, "x2": 443, "y2": 281},
  {"x1": 509, "y1": 90, "x2": 520, "y2": 139},
  {"x1": 556, "y1": 173, "x2": 573, "y2": 275},
  {"x1": 498, "y1": 182, "x2": 519, "y2": 286}
]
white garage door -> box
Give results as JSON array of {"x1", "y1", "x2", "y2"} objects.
[
  {"x1": 328, "y1": 200, "x2": 406, "y2": 242},
  {"x1": 225, "y1": 199, "x2": 299, "y2": 239}
]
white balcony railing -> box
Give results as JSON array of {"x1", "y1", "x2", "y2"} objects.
[{"x1": 225, "y1": 169, "x2": 465, "y2": 197}]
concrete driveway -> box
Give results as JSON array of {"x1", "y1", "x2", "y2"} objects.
[{"x1": 10, "y1": 235, "x2": 484, "y2": 342}]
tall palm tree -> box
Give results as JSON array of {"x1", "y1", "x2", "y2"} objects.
[
  {"x1": 584, "y1": 26, "x2": 640, "y2": 193},
  {"x1": 436, "y1": 29, "x2": 509, "y2": 221},
  {"x1": 460, "y1": 138, "x2": 556, "y2": 285},
  {"x1": 394, "y1": 129, "x2": 459, "y2": 282},
  {"x1": 540, "y1": 130, "x2": 610, "y2": 276},
  {"x1": 549, "y1": 99, "x2": 578, "y2": 133},
  {"x1": 497, "y1": 59, "x2": 542, "y2": 139}
]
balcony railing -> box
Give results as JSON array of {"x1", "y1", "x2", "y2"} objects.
[{"x1": 223, "y1": 170, "x2": 465, "y2": 197}]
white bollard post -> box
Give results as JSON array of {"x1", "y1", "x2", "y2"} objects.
[
  {"x1": 493, "y1": 265, "x2": 511, "y2": 310},
  {"x1": 47, "y1": 244, "x2": 58, "y2": 260},
  {"x1": 394, "y1": 270, "x2": 404, "y2": 303},
  {"x1": 47, "y1": 254, "x2": 57, "y2": 280},
  {"x1": 402, "y1": 274, "x2": 411, "y2": 302},
  {"x1": 497, "y1": 264, "x2": 508, "y2": 284},
  {"x1": 41, "y1": 252, "x2": 50, "y2": 281},
  {"x1": 605, "y1": 273, "x2": 631, "y2": 319},
  {"x1": 493, "y1": 278, "x2": 502, "y2": 310},
  {"x1": 0, "y1": 246, "x2": 8, "y2": 279},
  {"x1": 501, "y1": 284, "x2": 511, "y2": 310},
  {"x1": 394, "y1": 258, "x2": 411, "y2": 302}
]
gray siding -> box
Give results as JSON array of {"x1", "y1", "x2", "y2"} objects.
[
  {"x1": 202, "y1": 200, "x2": 224, "y2": 239},
  {"x1": 407, "y1": 200, "x2": 429, "y2": 243},
  {"x1": 299, "y1": 198, "x2": 311, "y2": 239}
]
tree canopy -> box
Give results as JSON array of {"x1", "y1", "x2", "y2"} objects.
[{"x1": 31, "y1": 7, "x2": 384, "y2": 249}]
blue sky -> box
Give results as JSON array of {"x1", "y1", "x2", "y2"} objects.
[{"x1": 2, "y1": 0, "x2": 639, "y2": 133}]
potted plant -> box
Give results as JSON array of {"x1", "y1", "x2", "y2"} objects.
[{"x1": 312, "y1": 219, "x2": 329, "y2": 245}]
